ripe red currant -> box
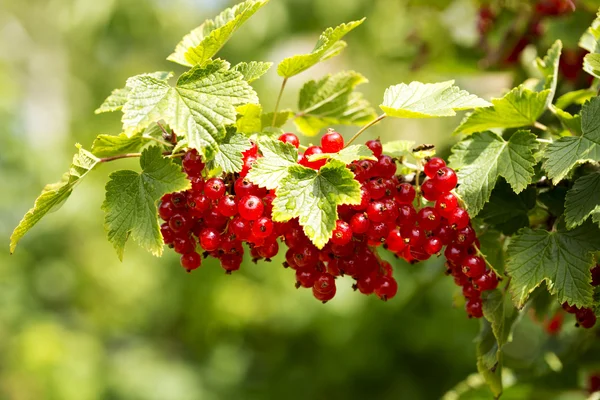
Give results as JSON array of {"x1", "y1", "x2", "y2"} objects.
[
  {"x1": 205, "y1": 178, "x2": 226, "y2": 200},
  {"x1": 424, "y1": 157, "x2": 446, "y2": 178},
  {"x1": 238, "y1": 195, "x2": 264, "y2": 221},
  {"x1": 180, "y1": 252, "x2": 202, "y2": 272},
  {"x1": 321, "y1": 130, "x2": 344, "y2": 153},
  {"x1": 279, "y1": 132, "x2": 300, "y2": 148}
]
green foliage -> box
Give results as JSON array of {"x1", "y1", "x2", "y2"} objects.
[
  {"x1": 379, "y1": 80, "x2": 492, "y2": 118},
  {"x1": 564, "y1": 171, "x2": 600, "y2": 229},
  {"x1": 294, "y1": 71, "x2": 376, "y2": 136},
  {"x1": 246, "y1": 139, "x2": 298, "y2": 190},
  {"x1": 102, "y1": 147, "x2": 191, "y2": 260},
  {"x1": 449, "y1": 131, "x2": 538, "y2": 216},
  {"x1": 306, "y1": 144, "x2": 376, "y2": 164},
  {"x1": 506, "y1": 220, "x2": 600, "y2": 309},
  {"x1": 167, "y1": 0, "x2": 270, "y2": 67},
  {"x1": 534, "y1": 40, "x2": 562, "y2": 105},
  {"x1": 211, "y1": 128, "x2": 252, "y2": 173},
  {"x1": 10, "y1": 145, "x2": 100, "y2": 253},
  {"x1": 543, "y1": 96, "x2": 600, "y2": 183},
  {"x1": 90, "y1": 124, "x2": 166, "y2": 157},
  {"x1": 95, "y1": 72, "x2": 173, "y2": 114},
  {"x1": 232, "y1": 61, "x2": 272, "y2": 82},
  {"x1": 277, "y1": 19, "x2": 365, "y2": 78},
  {"x1": 236, "y1": 104, "x2": 292, "y2": 135},
  {"x1": 271, "y1": 160, "x2": 361, "y2": 248},
  {"x1": 478, "y1": 182, "x2": 536, "y2": 235}
]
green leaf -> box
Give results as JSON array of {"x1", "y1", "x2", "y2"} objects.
[
  {"x1": 543, "y1": 96, "x2": 600, "y2": 183},
  {"x1": 550, "y1": 106, "x2": 582, "y2": 135},
  {"x1": 294, "y1": 71, "x2": 376, "y2": 136},
  {"x1": 453, "y1": 86, "x2": 550, "y2": 135},
  {"x1": 564, "y1": 172, "x2": 600, "y2": 229},
  {"x1": 212, "y1": 128, "x2": 252, "y2": 173},
  {"x1": 583, "y1": 53, "x2": 600, "y2": 79},
  {"x1": 236, "y1": 104, "x2": 293, "y2": 135},
  {"x1": 534, "y1": 40, "x2": 562, "y2": 106},
  {"x1": 232, "y1": 61, "x2": 272, "y2": 83},
  {"x1": 122, "y1": 60, "x2": 257, "y2": 159},
  {"x1": 95, "y1": 72, "x2": 173, "y2": 114},
  {"x1": 307, "y1": 144, "x2": 376, "y2": 164},
  {"x1": 277, "y1": 19, "x2": 365, "y2": 78},
  {"x1": 478, "y1": 181, "x2": 536, "y2": 235},
  {"x1": 506, "y1": 219, "x2": 600, "y2": 308},
  {"x1": 477, "y1": 230, "x2": 505, "y2": 275},
  {"x1": 91, "y1": 124, "x2": 167, "y2": 157},
  {"x1": 262, "y1": 110, "x2": 293, "y2": 129},
  {"x1": 167, "y1": 0, "x2": 269, "y2": 67},
  {"x1": 102, "y1": 146, "x2": 191, "y2": 260},
  {"x1": 272, "y1": 160, "x2": 361, "y2": 248},
  {"x1": 10, "y1": 145, "x2": 100, "y2": 253},
  {"x1": 449, "y1": 131, "x2": 538, "y2": 216},
  {"x1": 538, "y1": 186, "x2": 568, "y2": 217},
  {"x1": 382, "y1": 140, "x2": 416, "y2": 158},
  {"x1": 476, "y1": 290, "x2": 520, "y2": 398},
  {"x1": 246, "y1": 139, "x2": 298, "y2": 190},
  {"x1": 379, "y1": 80, "x2": 491, "y2": 119},
  {"x1": 579, "y1": 10, "x2": 600, "y2": 53},
  {"x1": 555, "y1": 89, "x2": 595, "y2": 110}
]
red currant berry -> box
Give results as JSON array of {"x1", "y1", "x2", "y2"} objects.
[
  {"x1": 168, "y1": 213, "x2": 189, "y2": 233},
  {"x1": 188, "y1": 193, "x2": 210, "y2": 215},
  {"x1": 217, "y1": 195, "x2": 238, "y2": 217},
  {"x1": 562, "y1": 302, "x2": 579, "y2": 314},
  {"x1": 238, "y1": 195, "x2": 264, "y2": 221},
  {"x1": 386, "y1": 228, "x2": 406, "y2": 252},
  {"x1": 435, "y1": 192, "x2": 458, "y2": 218},
  {"x1": 199, "y1": 228, "x2": 221, "y2": 251},
  {"x1": 434, "y1": 224, "x2": 454, "y2": 245},
  {"x1": 161, "y1": 223, "x2": 175, "y2": 245},
  {"x1": 461, "y1": 255, "x2": 486, "y2": 278},
  {"x1": 302, "y1": 146, "x2": 327, "y2": 170},
  {"x1": 234, "y1": 178, "x2": 259, "y2": 198},
  {"x1": 454, "y1": 225, "x2": 476, "y2": 246},
  {"x1": 173, "y1": 235, "x2": 196, "y2": 254},
  {"x1": 444, "y1": 243, "x2": 467, "y2": 264},
  {"x1": 189, "y1": 176, "x2": 205, "y2": 192},
  {"x1": 374, "y1": 276, "x2": 398, "y2": 301},
  {"x1": 447, "y1": 207, "x2": 470, "y2": 230},
  {"x1": 417, "y1": 207, "x2": 441, "y2": 231},
  {"x1": 180, "y1": 251, "x2": 202, "y2": 272},
  {"x1": 433, "y1": 167, "x2": 458, "y2": 193},
  {"x1": 331, "y1": 220, "x2": 353, "y2": 246},
  {"x1": 462, "y1": 284, "x2": 480, "y2": 299},
  {"x1": 171, "y1": 192, "x2": 187, "y2": 208},
  {"x1": 424, "y1": 157, "x2": 446, "y2": 178},
  {"x1": 240, "y1": 154, "x2": 258, "y2": 177},
  {"x1": 229, "y1": 216, "x2": 251, "y2": 240},
  {"x1": 279, "y1": 132, "x2": 300, "y2": 148},
  {"x1": 365, "y1": 139, "x2": 383, "y2": 157},
  {"x1": 421, "y1": 179, "x2": 441, "y2": 201},
  {"x1": 312, "y1": 285, "x2": 336, "y2": 302},
  {"x1": 205, "y1": 178, "x2": 226, "y2": 200},
  {"x1": 367, "y1": 201, "x2": 387, "y2": 223},
  {"x1": 321, "y1": 130, "x2": 344, "y2": 153},
  {"x1": 296, "y1": 267, "x2": 319, "y2": 288},
  {"x1": 400, "y1": 225, "x2": 426, "y2": 247},
  {"x1": 375, "y1": 155, "x2": 396, "y2": 178},
  {"x1": 366, "y1": 179, "x2": 386, "y2": 200},
  {"x1": 158, "y1": 200, "x2": 175, "y2": 221},
  {"x1": 182, "y1": 149, "x2": 205, "y2": 177},
  {"x1": 221, "y1": 254, "x2": 242, "y2": 273},
  {"x1": 576, "y1": 307, "x2": 597, "y2": 329},
  {"x1": 395, "y1": 183, "x2": 416, "y2": 204},
  {"x1": 257, "y1": 239, "x2": 279, "y2": 259},
  {"x1": 473, "y1": 270, "x2": 499, "y2": 291},
  {"x1": 466, "y1": 298, "x2": 483, "y2": 318},
  {"x1": 314, "y1": 273, "x2": 336, "y2": 293},
  {"x1": 350, "y1": 213, "x2": 370, "y2": 234},
  {"x1": 397, "y1": 204, "x2": 417, "y2": 227},
  {"x1": 424, "y1": 236, "x2": 443, "y2": 255},
  {"x1": 252, "y1": 216, "x2": 274, "y2": 239}
]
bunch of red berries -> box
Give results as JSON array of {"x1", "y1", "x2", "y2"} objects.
[{"x1": 561, "y1": 264, "x2": 599, "y2": 329}]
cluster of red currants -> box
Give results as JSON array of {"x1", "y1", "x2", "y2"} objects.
[{"x1": 561, "y1": 264, "x2": 599, "y2": 329}]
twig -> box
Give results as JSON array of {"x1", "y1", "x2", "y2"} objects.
[
  {"x1": 271, "y1": 78, "x2": 288, "y2": 127},
  {"x1": 345, "y1": 114, "x2": 387, "y2": 147},
  {"x1": 99, "y1": 150, "x2": 184, "y2": 163}
]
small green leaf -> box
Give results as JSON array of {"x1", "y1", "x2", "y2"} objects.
[
  {"x1": 294, "y1": 71, "x2": 376, "y2": 136},
  {"x1": 91, "y1": 124, "x2": 167, "y2": 157},
  {"x1": 122, "y1": 60, "x2": 257, "y2": 159},
  {"x1": 478, "y1": 181, "x2": 536, "y2": 235},
  {"x1": 277, "y1": 19, "x2": 365, "y2": 78},
  {"x1": 272, "y1": 160, "x2": 361, "y2": 248},
  {"x1": 262, "y1": 110, "x2": 293, "y2": 129},
  {"x1": 579, "y1": 10, "x2": 600, "y2": 53},
  {"x1": 564, "y1": 172, "x2": 600, "y2": 229},
  {"x1": 212, "y1": 128, "x2": 252, "y2": 173},
  {"x1": 543, "y1": 96, "x2": 600, "y2": 183},
  {"x1": 534, "y1": 40, "x2": 562, "y2": 106},
  {"x1": 168, "y1": 0, "x2": 269, "y2": 67},
  {"x1": 95, "y1": 71, "x2": 172, "y2": 114},
  {"x1": 453, "y1": 86, "x2": 550, "y2": 135},
  {"x1": 506, "y1": 219, "x2": 600, "y2": 308},
  {"x1": 246, "y1": 139, "x2": 298, "y2": 190},
  {"x1": 550, "y1": 106, "x2": 582, "y2": 135},
  {"x1": 102, "y1": 146, "x2": 191, "y2": 260},
  {"x1": 307, "y1": 144, "x2": 376, "y2": 164},
  {"x1": 379, "y1": 80, "x2": 491, "y2": 119},
  {"x1": 232, "y1": 61, "x2": 272, "y2": 83},
  {"x1": 555, "y1": 89, "x2": 595, "y2": 110},
  {"x1": 583, "y1": 53, "x2": 600, "y2": 79},
  {"x1": 10, "y1": 145, "x2": 100, "y2": 253},
  {"x1": 382, "y1": 140, "x2": 416, "y2": 158},
  {"x1": 236, "y1": 104, "x2": 263, "y2": 134},
  {"x1": 449, "y1": 131, "x2": 538, "y2": 216}
]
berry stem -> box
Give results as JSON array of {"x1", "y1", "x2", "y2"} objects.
[
  {"x1": 271, "y1": 78, "x2": 288, "y2": 127},
  {"x1": 145, "y1": 134, "x2": 175, "y2": 148},
  {"x1": 533, "y1": 121, "x2": 548, "y2": 131},
  {"x1": 473, "y1": 245, "x2": 500, "y2": 276},
  {"x1": 536, "y1": 137, "x2": 553, "y2": 144},
  {"x1": 99, "y1": 150, "x2": 184, "y2": 163},
  {"x1": 345, "y1": 113, "x2": 387, "y2": 147}
]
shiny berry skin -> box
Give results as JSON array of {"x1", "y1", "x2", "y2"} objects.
[
  {"x1": 375, "y1": 155, "x2": 396, "y2": 178},
  {"x1": 171, "y1": 192, "x2": 187, "y2": 208},
  {"x1": 424, "y1": 236, "x2": 443, "y2": 255},
  {"x1": 173, "y1": 236, "x2": 196, "y2": 254},
  {"x1": 466, "y1": 298, "x2": 483, "y2": 318},
  {"x1": 444, "y1": 243, "x2": 466, "y2": 264},
  {"x1": 252, "y1": 216, "x2": 274, "y2": 239},
  {"x1": 168, "y1": 213, "x2": 189, "y2": 233},
  {"x1": 182, "y1": 149, "x2": 205, "y2": 177},
  {"x1": 461, "y1": 256, "x2": 486, "y2": 278},
  {"x1": 447, "y1": 207, "x2": 470, "y2": 230},
  {"x1": 365, "y1": 139, "x2": 383, "y2": 157},
  {"x1": 199, "y1": 228, "x2": 221, "y2": 251},
  {"x1": 374, "y1": 276, "x2": 398, "y2": 301},
  {"x1": 421, "y1": 179, "x2": 441, "y2": 202},
  {"x1": 355, "y1": 273, "x2": 376, "y2": 294},
  {"x1": 314, "y1": 273, "x2": 336, "y2": 293},
  {"x1": 454, "y1": 225, "x2": 476, "y2": 247},
  {"x1": 396, "y1": 183, "x2": 416, "y2": 204},
  {"x1": 234, "y1": 178, "x2": 259, "y2": 198},
  {"x1": 238, "y1": 195, "x2": 264, "y2": 221},
  {"x1": 417, "y1": 207, "x2": 441, "y2": 231},
  {"x1": 205, "y1": 178, "x2": 226, "y2": 200},
  {"x1": 279, "y1": 132, "x2": 300, "y2": 148},
  {"x1": 367, "y1": 201, "x2": 387, "y2": 223},
  {"x1": 312, "y1": 285, "x2": 336, "y2": 302},
  {"x1": 296, "y1": 267, "x2": 319, "y2": 288},
  {"x1": 434, "y1": 224, "x2": 454, "y2": 245},
  {"x1": 350, "y1": 213, "x2": 370, "y2": 234},
  {"x1": 424, "y1": 157, "x2": 446, "y2": 178},
  {"x1": 240, "y1": 154, "x2": 257, "y2": 177},
  {"x1": 221, "y1": 254, "x2": 242, "y2": 273},
  {"x1": 433, "y1": 167, "x2": 458, "y2": 193},
  {"x1": 160, "y1": 223, "x2": 175, "y2": 245},
  {"x1": 331, "y1": 220, "x2": 352, "y2": 246},
  {"x1": 473, "y1": 270, "x2": 499, "y2": 291},
  {"x1": 158, "y1": 201, "x2": 175, "y2": 221},
  {"x1": 397, "y1": 204, "x2": 417, "y2": 227},
  {"x1": 229, "y1": 217, "x2": 251, "y2": 240},
  {"x1": 366, "y1": 179, "x2": 386, "y2": 200},
  {"x1": 302, "y1": 146, "x2": 327, "y2": 170},
  {"x1": 386, "y1": 228, "x2": 406, "y2": 252},
  {"x1": 294, "y1": 245, "x2": 319, "y2": 268},
  {"x1": 180, "y1": 252, "x2": 202, "y2": 271},
  {"x1": 217, "y1": 195, "x2": 238, "y2": 217},
  {"x1": 188, "y1": 193, "x2": 210, "y2": 215},
  {"x1": 462, "y1": 284, "x2": 480, "y2": 299},
  {"x1": 435, "y1": 192, "x2": 458, "y2": 218},
  {"x1": 400, "y1": 225, "x2": 425, "y2": 247},
  {"x1": 321, "y1": 131, "x2": 344, "y2": 153},
  {"x1": 257, "y1": 239, "x2": 279, "y2": 259},
  {"x1": 189, "y1": 176, "x2": 205, "y2": 192}
]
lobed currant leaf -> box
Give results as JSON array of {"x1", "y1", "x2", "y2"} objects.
[
  {"x1": 10, "y1": 145, "x2": 101, "y2": 253},
  {"x1": 379, "y1": 80, "x2": 491, "y2": 119},
  {"x1": 583, "y1": 53, "x2": 600, "y2": 79},
  {"x1": 122, "y1": 60, "x2": 258, "y2": 159},
  {"x1": 294, "y1": 71, "x2": 376, "y2": 136},
  {"x1": 167, "y1": 0, "x2": 269, "y2": 67},
  {"x1": 550, "y1": 106, "x2": 582, "y2": 135},
  {"x1": 533, "y1": 40, "x2": 562, "y2": 106},
  {"x1": 307, "y1": 144, "x2": 376, "y2": 164},
  {"x1": 271, "y1": 160, "x2": 361, "y2": 248},
  {"x1": 102, "y1": 146, "x2": 191, "y2": 260},
  {"x1": 564, "y1": 172, "x2": 600, "y2": 229},
  {"x1": 236, "y1": 103, "x2": 293, "y2": 135},
  {"x1": 91, "y1": 124, "x2": 168, "y2": 157},
  {"x1": 543, "y1": 96, "x2": 600, "y2": 183},
  {"x1": 449, "y1": 130, "x2": 538, "y2": 216},
  {"x1": 277, "y1": 19, "x2": 365, "y2": 78},
  {"x1": 232, "y1": 61, "x2": 272, "y2": 83},
  {"x1": 211, "y1": 127, "x2": 252, "y2": 173},
  {"x1": 478, "y1": 182, "x2": 536, "y2": 235},
  {"x1": 246, "y1": 139, "x2": 298, "y2": 189},
  {"x1": 506, "y1": 219, "x2": 600, "y2": 309},
  {"x1": 453, "y1": 86, "x2": 550, "y2": 135}
]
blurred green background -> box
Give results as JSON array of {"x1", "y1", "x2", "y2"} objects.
[{"x1": 2, "y1": 0, "x2": 599, "y2": 399}]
